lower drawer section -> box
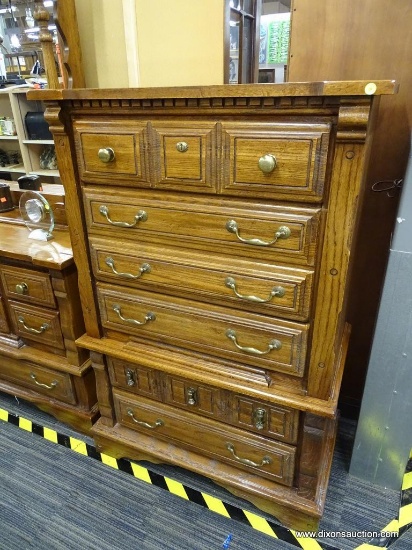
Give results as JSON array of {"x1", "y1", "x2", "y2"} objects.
[
  {"x1": 113, "y1": 389, "x2": 296, "y2": 486},
  {"x1": 0, "y1": 360, "x2": 76, "y2": 404},
  {"x1": 108, "y1": 355, "x2": 299, "y2": 444}
]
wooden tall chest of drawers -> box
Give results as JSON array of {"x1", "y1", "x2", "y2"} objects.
[{"x1": 33, "y1": 81, "x2": 396, "y2": 529}]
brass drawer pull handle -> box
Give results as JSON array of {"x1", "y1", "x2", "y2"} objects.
[
  {"x1": 18, "y1": 316, "x2": 50, "y2": 334},
  {"x1": 226, "y1": 443, "x2": 272, "y2": 468},
  {"x1": 98, "y1": 147, "x2": 115, "y2": 163},
  {"x1": 258, "y1": 153, "x2": 277, "y2": 173},
  {"x1": 226, "y1": 328, "x2": 281, "y2": 355},
  {"x1": 254, "y1": 408, "x2": 266, "y2": 430},
  {"x1": 186, "y1": 387, "x2": 197, "y2": 406},
  {"x1": 99, "y1": 205, "x2": 148, "y2": 228},
  {"x1": 112, "y1": 304, "x2": 156, "y2": 326},
  {"x1": 15, "y1": 282, "x2": 29, "y2": 295},
  {"x1": 226, "y1": 220, "x2": 291, "y2": 247},
  {"x1": 30, "y1": 372, "x2": 57, "y2": 390},
  {"x1": 176, "y1": 141, "x2": 188, "y2": 152},
  {"x1": 125, "y1": 368, "x2": 136, "y2": 386},
  {"x1": 127, "y1": 409, "x2": 164, "y2": 429},
  {"x1": 105, "y1": 257, "x2": 151, "y2": 279},
  {"x1": 225, "y1": 277, "x2": 285, "y2": 303}
]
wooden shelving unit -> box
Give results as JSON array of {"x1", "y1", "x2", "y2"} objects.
[{"x1": 0, "y1": 87, "x2": 60, "y2": 182}]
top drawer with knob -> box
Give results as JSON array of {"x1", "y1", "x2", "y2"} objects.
[
  {"x1": 74, "y1": 119, "x2": 150, "y2": 185},
  {"x1": 0, "y1": 264, "x2": 55, "y2": 308},
  {"x1": 221, "y1": 121, "x2": 331, "y2": 202}
]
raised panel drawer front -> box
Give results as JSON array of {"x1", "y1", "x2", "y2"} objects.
[
  {"x1": 151, "y1": 121, "x2": 218, "y2": 191},
  {"x1": 74, "y1": 119, "x2": 149, "y2": 184},
  {"x1": 163, "y1": 374, "x2": 222, "y2": 419},
  {"x1": 107, "y1": 356, "x2": 162, "y2": 400},
  {"x1": 113, "y1": 390, "x2": 296, "y2": 486},
  {"x1": 89, "y1": 237, "x2": 314, "y2": 321},
  {"x1": 97, "y1": 284, "x2": 308, "y2": 377},
  {"x1": 0, "y1": 360, "x2": 76, "y2": 404},
  {"x1": 84, "y1": 189, "x2": 321, "y2": 267},
  {"x1": 8, "y1": 300, "x2": 64, "y2": 349},
  {"x1": 221, "y1": 121, "x2": 331, "y2": 201},
  {"x1": 233, "y1": 395, "x2": 299, "y2": 444},
  {"x1": 0, "y1": 265, "x2": 55, "y2": 307}
]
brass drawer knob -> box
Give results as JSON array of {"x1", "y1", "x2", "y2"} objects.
[
  {"x1": 98, "y1": 147, "x2": 115, "y2": 163},
  {"x1": 176, "y1": 141, "x2": 189, "y2": 153},
  {"x1": 15, "y1": 282, "x2": 29, "y2": 295},
  {"x1": 258, "y1": 154, "x2": 277, "y2": 173}
]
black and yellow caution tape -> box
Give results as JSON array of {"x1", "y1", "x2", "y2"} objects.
[{"x1": 1, "y1": 406, "x2": 411, "y2": 550}]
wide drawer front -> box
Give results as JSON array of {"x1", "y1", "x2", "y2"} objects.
[
  {"x1": 108, "y1": 356, "x2": 299, "y2": 444},
  {"x1": 98, "y1": 284, "x2": 308, "y2": 377},
  {"x1": 7, "y1": 301, "x2": 64, "y2": 349},
  {"x1": 0, "y1": 360, "x2": 76, "y2": 404},
  {"x1": 84, "y1": 190, "x2": 321, "y2": 266},
  {"x1": 114, "y1": 389, "x2": 296, "y2": 486},
  {"x1": 90, "y1": 237, "x2": 314, "y2": 321},
  {"x1": 0, "y1": 265, "x2": 55, "y2": 308}
]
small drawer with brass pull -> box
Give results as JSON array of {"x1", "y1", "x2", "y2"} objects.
[
  {"x1": 163, "y1": 375, "x2": 221, "y2": 418},
  {"x1": 221, "y1": 121, "x2": 331, "y2": 201},
  {"x1": 232, "y1": 395, "x2": 299, "y2": 444},
  {"x1": 8, "y1": 301, "x2": 64, "y2": 349},
  {"x1": 114, "y1": 390, "x2": 296, "y2": 486},
  {"x1": 0, "y1": 265, "x2": 55, "y2": 307},
  {"x1": 107, "y1": 357, "x2": 162, "y2": 400},
  {"x1": 0, "y1": 360, "x2": 76, "y2": 404}
]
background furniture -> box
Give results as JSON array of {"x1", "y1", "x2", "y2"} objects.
[
  {"x1": 33, "y1": 80, "x2": 396, "y2": 529},
  {"x1": 0, "y1": 182, "x2": 97, "y2": 432},
  {"x1": 0, "y1": 87, "x2": 59, "y2": 180},
  {"x1": 287, "y1": 0, "x2": 412, "y2": 418}
]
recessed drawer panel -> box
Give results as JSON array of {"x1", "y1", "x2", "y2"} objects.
[
  {"x1": 151, "y1": 121, "x2": 218, "y2": 191},
  {"x1": 0, "y1": 360, "x2": 76, "y2": 404},
  {"x1": 8, "y1": 301, "x2": 64, "y2": 349},
  {"x1": 97, "y1": 284, "x2": 308, "y2": 377},
  {"x1": 114, "y1": 390, "x2": 296, "y2": 486},
  {"x1": 163, "y1": 375, "x2": 222, "y2": 419},
  {"x1": 74, "y1": 120, "x2": 149, "y2": 185},
  {"x1": 108, "y1": 356, "x2": 162, "y2": 400},
  {"x1": 222, "y1": 122, "x2": 331, "y2": 201},
  {"x1": 89, "y1": 237, "x2": 314, "y2": 321},
  {"x1": 233, "y1": 395, "x2": 299, "y2": 444},
  {"x1": 84, "y1": 189, "x2": 321, "y2": 266},
  {"x1": 0, "y1": 265, "x2": 55, "y2": 307}
]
